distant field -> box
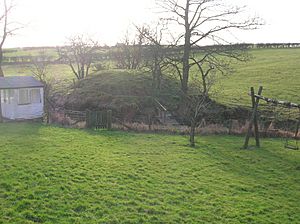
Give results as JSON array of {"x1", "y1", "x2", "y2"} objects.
[
  {"x1": 0, "y1": 123, "x2": 299, "y2": 223},
  {"x1": 3, "y1": 47, "x2": 58, "y2": 57},
  {"x1": 2, "y1": 47, "x2": 300, "y2": 108}
]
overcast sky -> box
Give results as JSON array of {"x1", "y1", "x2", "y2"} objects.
[{"x1": 4, "y1": 0, "x2": 300, "y2": 48}]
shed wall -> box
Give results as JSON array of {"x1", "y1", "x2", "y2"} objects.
[{"x1": 1, "y1": 88, "x2": 44, "y2": 120}]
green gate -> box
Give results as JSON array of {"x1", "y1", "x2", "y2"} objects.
[{"x1": 86, "y1": 110, "x2": 112, "y2": 130}]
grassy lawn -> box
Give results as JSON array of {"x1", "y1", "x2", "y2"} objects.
[{"x1": 0, "y1": 123, "x2": 299, "y2": 223}]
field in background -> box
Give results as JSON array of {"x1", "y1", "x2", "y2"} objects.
[
  {"x1": 3, "y1": 47, "x2": 300, "y2": 109},
  {"x1": 0, "y1": 123, "x2": 299, "y2": 223},
  {"x1": 3, "y1": 47, "x2": 58, "y2": 57}
]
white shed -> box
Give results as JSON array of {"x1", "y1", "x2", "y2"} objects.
[{"x1": 0, "y1": 76, "x2": 44, "y2": 120}]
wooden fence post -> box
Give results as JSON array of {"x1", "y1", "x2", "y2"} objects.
[
  {"x1": 243, "y1": 86, "x2": 263, "y2": 149},
  {"x1": 148, "y1": 114, "x2": 152, "y2": 130},
  {"x1": 86, "y1": 109, "x2": 91, "y2": 128},
  {"x1": 251, "y1": 87, "x2": 261, "y2": 147}
]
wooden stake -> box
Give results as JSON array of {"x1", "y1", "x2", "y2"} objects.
[
  {"x1": 243, "y1": 86, "x2": 263, "y2": 149},
  {"x1": 107, "y1": 110, "x2": 112, "y2": 130}
]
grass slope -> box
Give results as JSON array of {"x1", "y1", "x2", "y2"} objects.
[
  {"x1": 215, "y1": 48, "x2": 300, "y2": 107},
  {"x1": 0, "y1": 123, "x2": 299, "y2": 223}
]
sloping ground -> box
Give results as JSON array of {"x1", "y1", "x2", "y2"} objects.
[
  {"x1": 0, "y1": 123, "x2": 299, "y2": 223},
  {"x1": 215, "y1": 48, "x2": 300, "y2": 107}
]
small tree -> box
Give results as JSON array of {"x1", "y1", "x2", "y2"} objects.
[
  {"x1": 178, "y1": 78, "x2": 215, "y2": 147},
  {"x1": 113, "y1": 30, "x2": 145, "y2": 70},
  {"x1": 135, "y1": 23, "x2": 169, "y2": 92},
  {"x1": 184, "y1": 94, "x2": 210, "y2": 147},
  {"x1": 58, "y1": 35, "x2": 99, "y2": 80},
  {"x1": 29, "y1": 51, "x2": 54, "y2": 123}
]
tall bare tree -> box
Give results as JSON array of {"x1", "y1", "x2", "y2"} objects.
[
  {"x1": 58, "y1": 35, "x2": 99, "y2": 80},
  {"x1": 0, "y1": 0, "x2": 21, "y2": 77},
  {"x1": 157, "y1": 0, "x2": 262, "y2": 93}
]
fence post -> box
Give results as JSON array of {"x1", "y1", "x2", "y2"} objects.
[
  {"x1": 0, "y1": 90, "x2": 3, "y2": 123},
  {"x1": 243, "y1": 86, "x2": 263, "y2": 149},
  {"x1": 107, "y1": 110, "x2": 112, "y2": 130},
  {"x1": 148, "y1": 114, "x2": 152, "y2": 130},
  {"x1": 86, "y1": 109, "x2": 90, "y2": 128}
]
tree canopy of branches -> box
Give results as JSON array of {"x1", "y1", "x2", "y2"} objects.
[
  {"x1": 135, "y1": 23, "x2": 169, "y2": 92},
  {"x1": 29, "y1": 52, "x2": 53, "y2": 122},
  {"x1": 113, "y1": 31, "x2": 146, "y2": 70},
  {"x1": 58, "y1": 35, "x2": 99, "y2": 80},
  {"x1": 0, "y1": 0, "x2": 22, "y2": 77},
  {"x1": 157, "y1": 0, "x2": 262, "y2": 93}
]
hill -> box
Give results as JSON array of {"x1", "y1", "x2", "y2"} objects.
[{"x1": 64, "y1": 70, "x2": 181, "y2": 121}]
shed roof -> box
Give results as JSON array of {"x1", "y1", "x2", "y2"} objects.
[{"x1": 0, "y1": 76, "x2": 44, "y2": 89}]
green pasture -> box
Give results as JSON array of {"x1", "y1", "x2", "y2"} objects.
[
  {"x1": 0, "y1": 123, "x2": 299, "y2": 223},
  {"x1": 214, "y1": 48, "x2": 300, "y2": 107}
]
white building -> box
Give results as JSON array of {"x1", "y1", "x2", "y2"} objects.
[{"x1": 0, "y1": 76, "x2": 44, "y2": 120}]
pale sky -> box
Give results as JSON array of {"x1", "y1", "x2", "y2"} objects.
[{"x1": 4, "y1": 0, "x2": 300, "y2": 48}]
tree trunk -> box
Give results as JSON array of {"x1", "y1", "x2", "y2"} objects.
[
  {"x1": 0, "y1": 48, "x2": 4, "y2": 77},
  {"x1": 0, "y1": 67, "x2": 4, "y2": 77},
  {"x1": 202, "y1": 74, "x2": 207, "y2": 95},
  {"x1": 190, "y1": 121, "x2": 196, "y2": 147},
  {"x1": 181, "y1": 0, "x2": 191, "y2": 94}
]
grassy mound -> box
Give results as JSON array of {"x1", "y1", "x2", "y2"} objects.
[
  {"x1": 0, "y1": 123, "x2": 299, "y2": 223},
  {"x1": 65, "y1": 70, "x2": 180, "y2": 118}
]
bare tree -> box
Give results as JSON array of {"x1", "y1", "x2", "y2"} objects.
[
  {"x1": 29, "y1": 51, "x2": 54, "y2": 123},
  {"x1": 176, "y1": 77, "x2": 215, "y2": 147},
  {"x1": 184, "y1": 93, "x2": 210, "y2": 147},
  {"x1": 135, "y1": 22, "x2": 169, "y2": 92},
  {"x1": 58, "y1": 35, "x2": 99, "y2": 80},
  {"x1": 0, "y1": 0, "x2": 22, "y2": 77},
  {"x1": 113, "y1": 30, "x2": 145, "y2": 70},
  {"x1": 156, "y1": 0, "x2": 262, "y2": 93}
]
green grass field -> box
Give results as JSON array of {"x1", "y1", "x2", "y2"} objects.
[
  {"x1": 0, "y1": 123, "x2": 299, "y2": 223},
  {"x1": 215, "y1": 48, "x2": 300, "y2": 107}
]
